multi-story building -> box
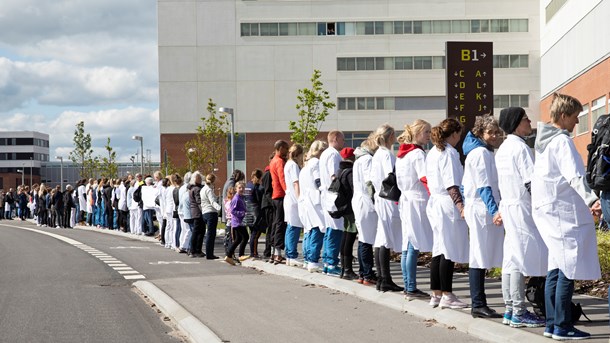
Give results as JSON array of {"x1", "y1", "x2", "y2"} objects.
[
  {"x1": 539, "y1": 0, "x2": 610, "y2": 159},
  {"x1": 0, "y1": 131, "x2": 49, "y2": 190},
  {"x1": 158, "y1": 0, "x2": 541, "y2": 181}
]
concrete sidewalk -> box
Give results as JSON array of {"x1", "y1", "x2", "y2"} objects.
[{"x1": 70, "y1": 224, "x2": 610, "y2": 342}]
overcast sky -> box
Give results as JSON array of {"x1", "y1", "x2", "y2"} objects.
[{"x1": 0, "y1": 0, "x2": 160, "y2": 162}]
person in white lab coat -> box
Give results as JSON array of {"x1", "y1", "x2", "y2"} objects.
[
  {"x1": 370, "y1": 124, "x2": 402, "y2": 292},
  {"x1": 496, "y1": 107, "x2": 546, "y2": 328},
  {"x1": 299, "y1": 140, "x2": 327, "y2": 273},
  {"x1": 284, "y1": 144, "x2": 304, "y2": 267},
  {"x1": 462, "y1": 115, "x2": 504, "y2": 319},
  {"x1": 395, "y1": 119, "x2": 433, "y2": 300},
  {"x1": 532, "y1": 93, "x2": 601, "y2": 340},
  {"x1": 352, "y1": 137, "x2": 379, "y2": 285},
  {"x1": 425, "y1": 118, "x2": 469, "y2": 309},
  {"x1": 319, "y1": 130, "x2": 345, "y2": 276}
]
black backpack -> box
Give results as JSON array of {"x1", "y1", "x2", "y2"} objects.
[
  {"x1": 586, "y1": 114, "x2": 610, "y2": 191},
  {"x1": 133, "y1": 186, "x2": 142, "y2": 203},
  {"x1": 328, "y1": 167, "x2": 353, "y2": 219},
  {"x1": 525, "y1": 276, "x2": 591, "y2": 324}
]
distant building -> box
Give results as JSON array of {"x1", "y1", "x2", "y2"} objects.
[
  {"x1": 40, "y1": 162, "x2": 162, "y2": 189},
  {"x1": 0, "y1": 131, "x2": 49, "y2": 190}
]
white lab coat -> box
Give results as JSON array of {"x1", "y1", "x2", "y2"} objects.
[
  {"x1": 463, "y1": 145, "x2": 504, "y2": 269},
  {"x1": 117, "y1": 183, "x2": 127, "y2": 211},
  {"x1": 319, "y1": 147, "x2": 344, "y2": 230},
  {"x1": 532, "y1": 131, "x2": 601, "y2": 280},
  {"x1": 371, "y1": 147, "x2": 402, "y2": 251},
  {"x1": 78, "y1": 185, "x2": 87, "y2": 212},
  {"x1": 284, "y1": 159, "x2": 303, "y2": 227},
  {"x1": 425, "y1": 144, "x2": 469, "y2": 263},
  {"x1": 298, "y1": 157, "x2": 325, "y2": 234},
  {"x1": 496, "y1": 134, "x2": 547, "y2": 276},
  {"x1": 396, "y1": 147, "x2": 433, "y2": 252},
  {"x1": 352, "y1": 151, "x2": 378, "y2": 244}
]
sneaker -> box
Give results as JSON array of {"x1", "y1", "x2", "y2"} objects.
[
  {"x1": 510, "y1": 310, "x2": 545, "y2": 328},
  {"x1": 543, "y1": 326, "x2": 554, "y2": 338},
  {"x1": 356, "y1": 277, "x2": 364, "y2": 284},
  {"x1": 429, "y1": 295, "x2": 442, "y2": 308},
  {"x1": 502, "y1": 309, "x2": 512, "y2": 325},
  {"x1": 307, "y1": 262, "x2": 321, "y2": 273},
  {"x1": 238, "y1": 255, "x2": 251, "y2": 262},
  {"x1": 341, "y1": 270, "x2": 359, "y2": 281},
  {"x1": 323, "y1": 265, "x2": 328, "y2": 275},
  {"x1": 224, "y1": 256, "x2": 236, "y2": 266},
  {"x1": 404, "y1": 289, "x2": 430, "y2": 301},
  {"x1": 326, "y1": 265, "x2": 341, "y2": 277},
  {"x1": 302, "y1": 261, "x2": 308, "y2": 269},
  {"x1": 551, "y1": 326, "x2": 591, "y2": 340},
  {"x1": 439, "y1": 293, "x2": 468, "y2": 309},
  {"x1": 363, "y1": 276, "x2": 377, "y2": 286}
]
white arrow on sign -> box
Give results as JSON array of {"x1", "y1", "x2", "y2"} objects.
[
  {"x1": 149, "y1": 261, "x2": 201, "y2": 265},
  {"x1": 483, "y1": 71, "x2": 487, "y2": 76},
  {"x1": 454, "y1": 94, "x2": 458, "y2": 99},
  {"x1": 454, "y1": 83, "x2": 458, "y2": 88},
  {"x1": 110, "y1": 246, "x2": 150, "y2": 249},
  {"x1": 481, "y1": 53, "x2": 487, "y2": 58},
  {"x1": 483, "y1": 94, "x2": 487, "y2": 99},
  {"x1": 454, "y1": 71, "x2": 458, "y2": 76}
]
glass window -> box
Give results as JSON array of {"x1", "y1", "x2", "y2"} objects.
[
  {"x1": 260, "y1": 23, "x2": 278, "y2": 36},
  {"x1": 384, "y1": 97, "x2": 395, "y2": 110},
  {"x1": 592, "y1": 96, "x2": 607, "y2": 124},
  {"x1": 414, "y1": 56, "x2": 432, "y2": 69},
  {"x1": 366, "y1": 97, "x2": 376, "y2": 110},
  {"x1": 510, "y1": 19, "x2": 528, "y2": 32},
  {"x1": 576, "y1": 105, "x2": 590, "y2": 135},
  {"x1": 357, "y1": 97, "x2": 366, "y2": 110},
  {"x1": 494, "y1": 95, "x2": 510, "y2": 108},
  {"x1": 432, "y1": 56, "x2": 445, "y2": 69},
  {"x1": 433, "y1": 20, "x2": 451, "y2": 34},
  {"x1": 336, "y1": 22, "x2": 345, "y2": 35},
  {"x1": 364, "y1": 21, "x2": 374, "y2": 35},
  {"x1": 356, "y1": 58, "x2": 366, "y2": 71},
  {"x1": 355, "y1": 22, "x2": 366, "y2": 35},
  {"x1": 413, "y1": 21, "x2": 432, "y2": 34},
  {"x1": 403, "y1": 21, "x2": 412, "y2": 34},
  {"x1": 395, "y1": 57, "x2": 413, "y2": 70},
  {"x1": 279, "y1": 23, "x2": 297, "y2": 36},
  {"x1": 347, "y1": 98, "x2": 356, "y2": 110},
  {"x1": 317, "y1": 22, "x2": 326, "y2": 35},
  {"x1": 241, "y1": 23, "x2": 250, "y2": 36},
  {"x1": 490, "y1": 19, "x2": 509, "y2": 32},
  {"x1": 338, "y1": 98, "x2": 346, "y2": 110},
  {"x1": 510, "y1": 55, "x2": 521, "y2": 68},
  {"x1": 493, "y1": 55, "x2": 509, "y2": 68},
  {"x1": 366, "y1": 57, "x2": 375, "y2": 70},
  {"x1": 376, "y1": 97, "x2": 385, "y2": 110},
  {"x1": 327, "y1": 23, "x2": 336, "y2": 35},
  {"x1": 374, "y1": 21, "x2": 385, "y2": 34},
  {"x1": 250, "y1": 23, "x2": 259, "y2": 36},
  {"x1": 375, "y1": 57, "x2": 385, "y2": 70},
  {"x1": 298, "y1": 23, "x2": 315, "y2": 35},
  {"x1": 346, "y1": 58, "x2": 356, "y2": 71},
  {"x1": 518, "y1": 95, "x2": 529, "y2": 107},
  {"x1": 337, "y1": 58, "x2": 347, "y2": 71},
  {"x1": 452, "y1": 20, "x2": 470, "y2": 33},
  {"x1": 384, "y1": 57, "x2": 394, "y2": 70},
  {"x1": 344, "y1": 22, "x2": 356, "y2": 35},
  {"x1": 393, "y1": 21, "x2": 403, "y2": 34}
]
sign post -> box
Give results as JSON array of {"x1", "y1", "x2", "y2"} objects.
[{"x1": 446, "y1": 41, "x2": 494, "y2": 156}]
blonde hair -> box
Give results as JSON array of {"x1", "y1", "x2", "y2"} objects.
[
  {"x1": 398, "y1": 119, "x2": 431, "y2": 144},
  {"x1": 288, "y1": 144, "x2": 304, "y2": 161},
  {"x1": 306, "y1": 140, "x2": 328, "y2": 160},
  {"x1": 550, "y1": 93, "x2": 583, "y2": 123},
  {"x1": 372, "y1": 123, "x2": 395, "y2": 148}
]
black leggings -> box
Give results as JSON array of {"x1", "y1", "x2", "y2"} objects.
[
  {"x1": 430, "y1": 254, "x2": 455, "y2": 292},
  {"x1": 227, "y1": 226, "x2": 249, "y2": 257},
  {"x1": 340, "y1": 231, "x2": 357, "y2": 267}
]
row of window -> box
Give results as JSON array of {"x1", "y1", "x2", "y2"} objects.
[
  {"x1": 575, "y1": 96, "x2": 609, "y2": 136},
  {"x1": 337, "y1": 95, "x2": 529, "y2": 111},
  {"x1": 241, "y1": 19, "x2": 528, "y2": 37},
  {"x1": 0, "y1": 138, "x2": 49, "y2": 147},
  {"x1": 0, "y1": 153, "x2": 49, "y2": 161},
  {"x1": 336, "y1": 54, "x2": 529, "y2": 71}
]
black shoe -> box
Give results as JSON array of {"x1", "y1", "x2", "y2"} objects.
[
  {"x1": 380, "y1": 280, "x2": 403, "y2": 292},
  {"x1": 206, "y1": 255, "x2": 220, "y2": 260},
  {"x1": 471, "y1": 306, "x2": 502, "y2": 319},
  {"x1": 341, "y1": 270, "x2": 358, "y2": 281}
]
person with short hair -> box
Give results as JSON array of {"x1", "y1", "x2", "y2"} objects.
[
  {"x1": 200, "y1": 173, "x2": 221, "y2": 259},
  {"x1": 188, "y1": 171, "x2": 206, "y2": 257},
  {"x1": 269, "y1": 140, "x2": 290, "y2": 264},
  {"x1": 532, "y1": 93, "x2": 601, "y2": 340},
  {"x1": 284, "y1": 143, "x2": 304, "y2": 266}
]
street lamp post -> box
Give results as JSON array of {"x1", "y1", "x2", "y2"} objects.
[
  {"x1": 218, "y1": 107, "x2": 235, "y2": 176},
  {"x1": 132, "y1": 136, "x2": 144, "y2": 176},
  {"x1": 55, "y1": 156, "x2": 63, "y2": 190},
  {"x1": 29, "y1": 157, "x2": 33, "y2": 188},
  {"x1": 17, "y1": 169, "x2": 24, "y2": 187}
]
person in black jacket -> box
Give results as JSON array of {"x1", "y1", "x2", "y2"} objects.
[
  {"x1": 63, "y1": 185, "x2": 75, "y2": 228},
  {"x1": 245, "y1": 169, "x2": 264, "y2": 258},
  {"x1": 53, "y1": 185, "x2": 64, "y2": 228},
  {"x1": 188, "y1": 171, "x2": 206, "y2": 258},
  {"x1": 337, "y1": 148, "x2": 358, "y2": 280},
  {"x1": 260, "y1": 153, "x2": 275, "y2": 260}
]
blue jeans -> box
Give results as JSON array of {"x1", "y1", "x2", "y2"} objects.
[
  {"x1": 545, "y1": 268, "x2": 574, "y2": 329},
  {"x1": 143, "y1": 209, "x2": 155, "y2": 234},
  {"x1": 306, "y1": 227, "x2": 325, "y2": 263},
  {"x1": 285, "y1": 224, "x2": 302, "y2": 259},
  {"x1": 358, "y1": 241, "x2": 375, "y2": 279},
  {"x1": 202, "y1": 212, "x2": 218, "y2": 257},
  {"x1": 175, "y1": 219, "x2": 182, "y2": 248},
  {"x1": 323, "y1": 227, "x2": 342, "y2": 267},
  {"x1": 302, "y1": 230, "x2": 311, "y2": 262},
  {"x1": 601, "y1": 191, "x2": 610, "y2": 226},
  {"x1": 401, "y1": 242, "x2": 419, "y2": 292},
  {"x1": 469, "y1": 268, "x2": 487, "y2": 308}
]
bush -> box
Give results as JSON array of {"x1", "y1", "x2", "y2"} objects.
[{"x1": 597, "y1": 229, "x2": 610, "y2": 275}]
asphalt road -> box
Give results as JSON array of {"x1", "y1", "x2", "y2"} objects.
[{"x1": 0, "y1": 220, "x2": 483, "y2": 343}]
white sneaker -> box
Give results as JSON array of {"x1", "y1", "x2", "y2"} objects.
[
  {"x1": 429, "y1": 295, "x2": 441, "y2": 308},
  {"x1": 303, "y1": 261, "x2": 308, "y2": 269},
  {"x1": 439, "y1": 293, "x2": 468, "y2": 309},
  {"x1": 307, "y1": 262, "x2": 321, "y2": 273}
]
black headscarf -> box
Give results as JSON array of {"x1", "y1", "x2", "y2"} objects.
[{"x1": 499, "y1": 107, "x2": 526, "y2": 134}]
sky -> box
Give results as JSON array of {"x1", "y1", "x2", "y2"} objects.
[{"x1": 0, "y1": 0, "x2": 160, "y2": 162}]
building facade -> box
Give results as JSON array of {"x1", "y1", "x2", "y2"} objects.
[
  {"x1": 0, "y1": 131, "x2": 49, "y2": 190},
  {"x1": 158, "y1": 0, "x2": 541, "y2": 180}
]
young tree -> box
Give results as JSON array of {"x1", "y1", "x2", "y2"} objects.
[
  {"x1": 184, "y1": 98, "x2": 231, "y2": 175},
  {"x1": 100, "y1": 137, "x2": 118, "y2": 179},
  {"x1": 289, "y1": 69, "x2": 336, "y2": 149},
  {"x1": 69, "y1": 121, "x2": 95, "y2": 178}
]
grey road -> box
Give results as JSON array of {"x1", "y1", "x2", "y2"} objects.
[{"x1": 1, "y1": 220, "x2": 483, "y2": 343}]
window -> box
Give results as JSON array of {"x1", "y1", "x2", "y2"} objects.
[
  {"x1": 375, "y1": 57, "x2": 387, "y2": 71},
  {"x1": 511, "y1": 94, "x2": 529, "y2": 107},
  {"x1": 576, "y1": 105, "x2": 590, "y2": 136},
  {"x1": 327, "y1": 22, "x2": 336, "y2": 35},
  {"x1": 493, "y1": 55, "x2": 510, "y2": 68},
  {"x1": 338, "y1": 98, "x2": 346, "y2": 110},
  {"x1": 413, "y1": 21, "x2": 432, "y2": 34},
  {"x1": 393, "y1": 21, "x2": 404, "y2": 34},
  {"x1": 279, "y1": 23, "x2": 297, "y2": 36},
  {"x1": 241, "y1": 23, "x2": 250, "y2": 36},
  {"x1": 432, "y1": 56, "x2": 445, "y2": 69},
  {"x1": 591, "y1": 96, "x2": 607, "y2": 125},
  {"x1": 366, "y1": 97, "x2": 376, "y2": 110},
  {"x1": 298, "y1": 23, "x2": 315, "y2": 35},
  {"x1": 433, "y1": 20, "x2": 451, "y2": 34},
  {"x1": 356, "y1": 57, "x2": 375, "y2": 71},
  {"x1": 452, "y1": 20, "x2": 470, "y2": 33},
  {"x1": 347, "y1": 98, "x2": 356, "y2": 110},
  {"x1": 336, "y1": 22, "x2": 345, "y2": 35},
  {"x1": 471, "y1": 19, "x2": 489, "y2": 33},
  {"x1": 260, "y1": 23, "x2": 278, "y2": 36},
  {"x1": 414, "y1": 56, "x2": 432, "y2": 69},
  {"x1": 494, "y1": 95, "x2": 510, "y2": 109},
  {"x1": 374, "y1": 21, "x2": 385, "y2": 34},
  {"x1": 364, "y1": 21, "x2": 374, "y2": 35},
  {"x1": 357, "y1": 97, "x2": 366, "y2": 110},
  {"x1": 510, "y1": 19, "x2": 528, "y2": 32},
  {"x1": 227, "y1": 133, "x2": 246, "y2": 162},
  {"x1": 394, "y1": 57, "x2": 413, "y2": 70},
  {"x1": 490, "y1": 19, "x2": 509, "y2": 32},
  {"x1": 337, "y1": 58, "x2": 347, "y2": 71},
  {"x1": 317, "y1": 22, "x2": 326, "y2": 36}
]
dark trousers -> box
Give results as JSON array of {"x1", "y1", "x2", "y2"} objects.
[
  {"x1": 262, "y1": 206, "x2": 274, "y2": 258},
  {"x1": 358, "y1": 241, "x2": 375, "y2": 278},
  {"x1": 189, "y1": 217, "x2": 206, "y2": 255},
  {"x1": 469, "y1": 268, "x2": 488, "y2": 308},
  {"x1": 430, "y1": 254, "x2": 455, "y2": 292},
  {"x1": 63, "y1": 208, "x2": 72, "y2": 228},
  {"x1": 272, "y1": 198, "x2": 286, "y2": 251},
  {"x1": 118, "y1": 210, "x2": 128, "y2": 230},
  {"x1": 55, "y1": 209, "x2": 64, "y2": 228},
  {"x1": 202, "y1": 212, "x2": 218, "y2": 257},
  {"x1": 160, "y1": 218, "x2": 167, "y2": 244},
  {"x1": 545, "y1": 268, "x2": 574, "y2": 329},
  {"x1": 249, "y1": 229, "x2": 262, "y2": 257},
  {"x1": 340, "y1": 231, "x2": 357, "y2": 272},
  {"x1": 143, "y1": 209, "x2": 155, "y2": 234},
  {"x1": 227, "y1": 226, "x2": 248, "y2": 257}
]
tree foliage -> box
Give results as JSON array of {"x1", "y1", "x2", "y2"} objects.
[
  {"x1": 99, "y1": 137, "x2": 118, "y2": 179},
  {"x1": 184, "y1": 98, "x2": 230, "y2": 175},
  {"x1": 289, "y1": 69, "x2": 335, "y2": 150},
  {"x1": 69, "y1": 121, "x2": 95, "y2": 178}
]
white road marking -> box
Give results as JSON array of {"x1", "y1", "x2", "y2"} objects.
[
  {"x1": 118, "y1": 270, "x2": 140, "y2": 275},
  {"x1": 112, "y1": 267, "x2": 133, "y2": 271},
  {"x1": 149, "y1": 261, "x2": 201, "y2": 265},
  {"x1": 109, "y1": 246, "x2": 150, "y2": 249},
  {"x1": 108, "y1": 264, "x2": 128, "y2": 267},
  {"x1": 124, "y1": 275, "x2": 146, "y2": 280}
]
